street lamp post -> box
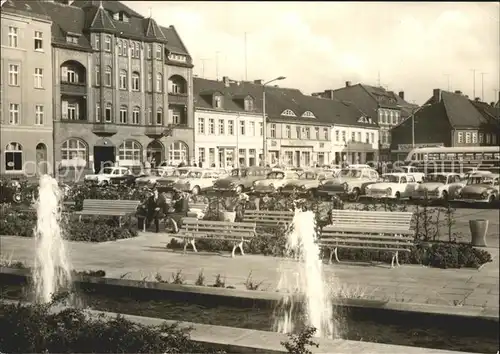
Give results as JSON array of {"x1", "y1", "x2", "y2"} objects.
[{"x1": 262, "y1": 76, "x2": 286, "y2": 166}]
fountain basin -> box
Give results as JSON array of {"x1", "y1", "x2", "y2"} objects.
[{"x1": 1, "y1": 267, "x2": 497, "y2": 354}]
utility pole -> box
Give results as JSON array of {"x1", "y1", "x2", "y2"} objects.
[
  {"x1": 200, "y1": 58, "x2": 209, "y2": 78},
  {"x1": 480, "y1": 72, "x2": 487, "y2": 101},
  {"x1": 377, "y1": 71, "x2": 381, "y2": 87},
  {"x1": 443, "y1": 74, "x2": 451, "y2": 91},
  {"x1": 471, "y1": 69, "x2": 476, "y2": 98}
]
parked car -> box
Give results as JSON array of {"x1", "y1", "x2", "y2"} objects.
[
  {"x1": 390, "y1": 165, "x2": 425, "y2": 182},
  {"x1": 109, "y1": 166, "x2": 147, "y2": 186},
  {"x1": 83, "y1": 167, "x2": 131, "y2": 186},
  {"x1": 173, "y1": 169, "x2": 222, "y2": 195},
  {"x1": 411, "y1": 172, "x2": 464, "y2": 201},
  {"x1": 135, "y1": 168, "x2": 177, "y2": 188},
  {"x1": 0, "y1": 179, "x2": 22, "y2": 203},
  {"x1": 213, "y1": 166, "x2": 270, "y2": 193},
  {"x1": 365, "y1": 173, "x2": 418, "y2": 200},
  {"x1": 454, "y1": 173, "x2": 499, "y2": 204},
  {"x1": 252, "y1": 170, "x2": 301, "y2": 194},
  {"x1": 316, "y1": 166, "x2": 379, "y2": 201},
  {"x1": 156, "y1": 167, "x2": 199, "y2": 191},
  {"x1": 281, "y1": 170, "x2": 329, "y2": 196}
]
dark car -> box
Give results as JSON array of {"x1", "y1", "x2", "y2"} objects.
[
  {"x1": 109, "y1": 166, "x2": 147, "y2": 187},
  {"x1": 213, "y1": 167, "x2": 270, "y2": 194},
  {"x1": 0, "y1": 179, "x2": 22, "y2": 203}
]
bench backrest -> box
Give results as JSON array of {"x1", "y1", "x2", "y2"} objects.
[
  {"x1": 181, "y1": 218, "x2": 256, "y2": 234},
  {"x1": 82, "y1": 199, "x2": 140, "y2": 212},
  {"x1": 330, "y1": 210, "x2": 413, "y2": 230},
  {"x1": 189, "y1": 203, "x2": 208, "y2": 211},
  {"x1": 243, "y1": 210, "x2": 294, "y2": 224}
]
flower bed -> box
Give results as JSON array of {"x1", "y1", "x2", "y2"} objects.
[{"x1": 0, "y1": 210, "x2": 137, "y2": 242}]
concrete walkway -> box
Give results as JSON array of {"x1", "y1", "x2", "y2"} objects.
[{"x1": 1, "y1": 232, "x2": 498, "y2": 318}]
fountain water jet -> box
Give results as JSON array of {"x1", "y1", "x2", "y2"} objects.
[
  {"x1": 273, "y1": 209, "x2": 336, "y2": 338},
  {"x1": 33, "y1": 175, "x2": 72, "y2": 303}
]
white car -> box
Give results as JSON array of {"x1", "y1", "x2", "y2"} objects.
[
  {"x1": 365, "y1": 173, "x2": 418, "y2": 200},
  {"x1": 84, "y1": 167, "x2": 130, "y2": 185},
  {"x1": 454, "y1": 173, "x2": 499, "y2": 204},
  {"x1": 411, "y1": 173, "x2": 465, "y2": 201},
  {"x1": 390, "y1": 166, "x2": 425, "y2": 183},
  {"x1": 173, "y1": 168, "x2": 222, "y2": 195},
  {"x1": 252, "y1": 170, "x2": 301, "y2": 194}
]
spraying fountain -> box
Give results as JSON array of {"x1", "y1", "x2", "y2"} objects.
[
  {"x1": 273, "y1": 209, "x2": 336, "y2": 338},
  {"x1": 33, "y1": 175, "x2": 72, "y2": 303}
]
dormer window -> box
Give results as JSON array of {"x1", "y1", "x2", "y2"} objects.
[
  {"x1": 281, "y1": 109, "x2": 296, "y2": 117},
  {"x1": 66, "y1": 36, "x2": 78, "y2": 44},
  {"x1": 302, "y1": 111, "x2": 315, "y2": 118},
  {"x1": 168, "y1": 53, "x2": 187, "y2": 63},
  {"x1": 357, "y1": 116, "x2": 367, "y2": 123},
  {"x1": 118, "y1": 12, "x2": 129, "y2": 22},
  {"x1": 244, "y1": 98, "x2": 254, "y2": 111},
  {"x1": 214, "y1": 95, "x2": 222, "y2": 108},
  {"x1": 368, "y1": 118, "x2": 373, "y2": 124}
]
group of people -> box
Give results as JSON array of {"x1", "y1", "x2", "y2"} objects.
[{"x1": 137, "y1": 187, "x2": 190, "y2": 233}]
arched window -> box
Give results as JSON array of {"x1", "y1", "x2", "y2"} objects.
[
  {"x1": 60, "y1": 138, "x2": 87, "y2": 167},
  {"x1": 104, "y1": 66, "x2": 112, "y2": 86},
  {"x1": 301, "y1": 111, "x2": 315, "y2": 118},
  {"x1": 156, "y1": 107, "x2": 163, "y2": 125},
  {"x1": 118, "y1": 140, "x2": 142, "y2": 166},
  {"x1": 156, "y1": 73, "x2": 163, "y2": 92},
  {"x1": 169, "y1": 141, "x2": 188, "y2": 164},
  {"x1": 281, "y1": 109, "x2": 296, "y2": 117},
  {"x1": 5, "y1": 142, "x2": 23, "y2": 171},
  {"x1": 119, "y1": 69, "x2": 127, "y2": 89},
  {"x1": 131, "y1": 71, "x2": 140, "y2": 91}
]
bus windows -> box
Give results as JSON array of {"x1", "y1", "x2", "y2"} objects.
[
  {"x1": 464, "y1": 153, "x2": 474, "y2": 161},
  {"x1": 474, "y1": 153, "x2": 484, "y2": 160},
  {"x1": 445, "y1": 153, "x2": 456, "y2": 160}
]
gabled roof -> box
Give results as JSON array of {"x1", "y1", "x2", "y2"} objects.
[
  {"x1": 194, "y1": 77, "x2": 378, "y2": 128},
  {"x1": 470, "y1": 100, "x2": 500, "y2": 126},
  {"x1": 143, "y1": 17, "x2": 167, "y2": 42},
  {"x1": 0, "y1": 0, "x2": 51, "y2": 21},
  {"x1": 88, "y1": 5, "x2": 116, "y2": 33}
]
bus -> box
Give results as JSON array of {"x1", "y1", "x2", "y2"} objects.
[{"x1": 403, "y1": 146, "x2": 500, "y2": 174}]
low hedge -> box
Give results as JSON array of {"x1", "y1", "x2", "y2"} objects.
[
  {"x1": 166, "y1": 231, "x2": 492, "y2": 269},
  {"x1": 0, "y1": 210, "x2": 137, "y2": 242},
  {"x1": 0, "y1": 300, "x2": 224, "y2": 353}
]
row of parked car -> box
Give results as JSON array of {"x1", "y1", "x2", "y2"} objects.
[{"x1": 81, "y1": 164, "x2": 499, "y2": 205}]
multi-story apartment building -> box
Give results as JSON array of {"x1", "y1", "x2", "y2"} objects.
[
  {"x1": 313, "y1": 81, "x2": 417, "y2": 161},
  {"x1": 194, "y1": 77, "x2": 264, "y2": 168},
  {"x1": 0, "y1": 0, "x2": 53, "y2": 176},
  {"x1": 37, "y1": 0, "x2": 194, "y2": 174},
  {"x1": 330, "y1": 117, "x2": 379, "y2": 164},
  {"x1": 390, "y1": 89, "x2": 500, "y2": 160}
]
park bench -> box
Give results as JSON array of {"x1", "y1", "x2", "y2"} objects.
[
  {"x1": 177, "y1": 218, "x2": 256, "y2": 258},
  {"x1": 242, "y1": 210, "x2": 294, "y2": 229},
  {"x1": 186, "y1": 203, "x2": 208, "y2": 218},
  {"x1": 320, "y1": 210, "x2": 415, "y2": 268},
  {"x1": 75, "y1": 199, "x2": 141, "y2": 227}
]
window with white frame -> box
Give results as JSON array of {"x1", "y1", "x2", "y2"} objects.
[
  {"x1": 259, "y1": 122, "x2": 263, "y2": 136},
  {"x1": 472, "y1": 132, "x2": 478, "y2": 144},
  {"x1": 218, "y1": 119, "x2": 224, "y2": 135},
  {"x1": 156, "y1": 108, "x2": 163, "y2": 125},
  {"x1": 198, "y1": 118, "x2": 205, "y2": 134},
  {"x1": 105, "y1": 103, "x2": 112, "y2": 122},
  {"x1": 67, "y1": 103, "x2": 78, "y2": 120},
  {"x1": 134, "y1": 42, "x2": 140, "y2": 58},
  {"x1": 156, "y1": 44, "x2": 162, "y2": 60},
  {"x1": 34, "y1": 68, "x2": 43, "y2": 88},
  {"x1": 63, "y1": 66, "x2": 78, "y2": 83},
  {"x1": 323, "y1": 128, "x2": 328, "y2": 140},
  {"x1": 119, "y1": 70, "x2": 127, "y2": 89},
  {"x1": 335, "y1": 130, "x2": 339, "y2": 142},
  {"x1": 351, "y1": 131, "x2": 356, "y2": 142},
  {"x1": 315, "y1": 127, "x2": 319, "y2": 140},
  {"x1": 123, "y1": 40, "x2": 128, "y2": 56},
  {"x1": 458, "y1": 132, "x2": 464, "y2": 143},
  {"x1": 281, "y1": 109, "x2": 296, "y2": 117},
  {"x1": 132, "y1": 107, "x2": 140, "y2": 124},
  {"x1": 357, "y1": 132, "x2": 361, "y2": 142},
  {"x1": 8, "y1": 27, "x2": 18, "y2": 48},
  {"x1": 214, "y1": 96, "x2": 222, "y2": 108},
  {"x1": 171, "y1": 108, "x2": 181, "y2": 124},
  {"x1": 35, "y1": 105, "x2": 44, "y2": 125},
  {"x1": 5, "y1": 142, "x2": 23, "y2": 171},
  {"x1": 118, "y1": 140, "x2": 142, "y2": 164},
  {"x1": 371, "y1": 132, "x2": 375, "y2": 143},
  {"x1": 296, "y1": 126, "x2": 301, "y2": 139},
  {"x1": 61, "y1": 139, "x2": 87, "y2": 167},
  {"x1": 208, "y1": 118, "x2": 215, "y2": 134},
  {"x1": 95, "y1": 103, "x2": 100, "y2": 122},
  {"x1": 94, "y1": 35, "x2": 100, "y2": 50},
  {"x1": 285, "y1": 125, "x2": 291, "y2": 138},
  {"x1": 104, "y1": 35, "x2": 111, "y2": 51},
  {"x1": 249, "y1": 121, "x2": 255, "y2": 136},
  {"x1": 169, "y1": 141, "x2": 189, "y2": 164},
  {"x1": 156, "y1": 73, "x2": 163, "y2": 92},
  {"x1": 342, "y1": 131, "x2": 346, "y2": 142},
  {"x1": 305, "y1": 127, "x2": 310, "y2": 139},
  {"x1": 34, "y1": 31, "x2": 43, "y2": 51},
  {"x1": 119, "y1": 106, "x2": 128, "y2": 124},
  {"x1": 131, "y1": 72, "x2": 140, "y2": 91},
  {"x1": 240, "y1": 121, "x2": 246, "y2": 135},
  {"x1": 465, "y1": 132, "x2": 471, "y2": 143},
  {"x1": 104, "y1": 66, "x2": 112, "y2": 87},
  {"x1": 9, "y1": 104, "x2": 20, "y2": 124},
  {"x1": 271, "y1": 124, "x2": 276, "y2": 138},
  {"x1": 95, "y1": 65, "x2": 100, "y2": 85},
  {"x1": 244, "y1": 98, "x2": 254, "y2": 111},
  {"x1": 9, "y1": 64, "x2": 19, "y2": 86},
  {"x1": 365, "y1": 132, "x2": 370, "y2": 143},
  {"x1": 479, "y1": 133, "x2": 484, "y2": 143},
  {"x1": 198, "y1": 147, "x2": 206, "y2": 164},
  {"x1": 228, "y1": 120, "x2": 234, "y2": 135},
  {"x1": 147, "y1": 44, "x2": 152, "y2": 59}
]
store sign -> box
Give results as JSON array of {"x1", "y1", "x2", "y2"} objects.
[{"x1": 397, "y1": 143, "x2": 444, "y2": 152}]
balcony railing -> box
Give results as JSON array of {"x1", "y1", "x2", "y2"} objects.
[
  {"x1": 168, "y1": 92, "x2": 188, "y2": 105},
  {"x1": 60, "y1": 82, "x2": 87, "y2": 96},
  {"x1": 145, "y1": 125, "x2": 167, "y2": 137},
  {"x1": 92, "y1": 123, "x2": 117, "y2": 135}
]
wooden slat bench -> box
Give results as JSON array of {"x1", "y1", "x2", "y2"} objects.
[
  {"x1": 186, "y1": 203, "x2": 208, "y2": 218},
  {"x1": 75, "y1": 199, "x2": 141, "y2": 227},
  {"x1": 178, "y1": 218, "x2": 256, "y2": 258},
  {"x1": 320, "y1": 210, "x2": 415, "y2": 268},
  {"x1": 242, "y1": 210, "x2": 294, "y2": 228}
]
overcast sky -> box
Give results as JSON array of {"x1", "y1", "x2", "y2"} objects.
[{"x1": 125, "y1": 1, "x2": 499, "y2": 105}]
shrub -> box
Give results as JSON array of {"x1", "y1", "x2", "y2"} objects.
[
  {"x1": 0, "y1": 210, "x2": 137, "y2": 242},
  {"x1": 281, "y1": 326, "x2": 319, "y2": 354},
  {"x1": 0, "y1": 300, "x2": 224, "y2": 353}
]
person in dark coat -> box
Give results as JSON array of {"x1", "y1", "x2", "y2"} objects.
[
  {"x1": 145, "y1": 188, "x2": 168, "y2": 233},
  {"x1": 167, "y1": 190, "x2": 190, "y2": 233}
]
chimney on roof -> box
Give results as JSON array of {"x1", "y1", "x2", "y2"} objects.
[
  {"x1": 345, "y1": 81, "x2": 351, "y2": 87},
  {"x1": 254, "y1": 79, "x2": 263, "y2": 85},
  {"x1": 222, "y1": 76, "x2": 230, "y2": 88},
  {"x1": 454, "y1": 90, "x2": 462, "y2": 95},
  {"x1": 474, "y1": 97, "x2": 481, "y2": 102},
  {"x1": 490, "y1": 102, "x2": 495, "y2": 107},
  {"x1": 433, "y1": 88, "x2": 441, "y2": 102},
  {"x1": 398, "y1": 91, "x2": 405, "y2": 100}
]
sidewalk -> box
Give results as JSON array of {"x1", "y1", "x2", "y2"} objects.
[{"x1": 1, "y1": 233, "x2": 498, "y2": 317}]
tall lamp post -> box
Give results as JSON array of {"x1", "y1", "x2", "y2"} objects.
[{"x1": 262, "y1": 76, "x2": 286, "y2": 166}]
